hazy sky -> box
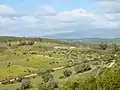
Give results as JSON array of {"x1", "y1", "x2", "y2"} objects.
[{"x1": 0, "y1": 0, "x2": 120, "y2": 38}]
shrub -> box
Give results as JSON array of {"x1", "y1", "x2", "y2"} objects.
[
  {"x1": 75, "y1": 63, "x2": 91, "y2": 74},
  {"x1": 97, "y1": 66, "x2": 120, "y2": 90},
  {"x1": 59, "y1": 76, "x2": 64, "y2": 79},
  {"x1": 41, "y1": 72, "x2": 53, "y2": 83},
  {"x1": 63, "y1": 70, "x2": 72, "y2": 77},
  {"x1": 63, "y1": 81, "x2": 79, "y2": 90},
  {"x1": 16, "y1": 88, "x2": 20, "y2": 90},
  {"x1": 19, "y1": 41, "x2": 26, "y2": 46},
  {"x1": 99, "y1": 42, "x2": 107, "y2": 50},
  {"x1": 21, "y1": 78, "x2": 31, "y2": 90},
  {"x1": 27, "y1": 41, "x2": 34, "y2": 45},
  {"x1": 45, "y1": 79, "x2": 58, "y2": 90}
]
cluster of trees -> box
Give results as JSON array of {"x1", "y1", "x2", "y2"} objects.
[
  {"x1": 75, "y1": 63, "x2": 91, "y2": 74},
  {"x1": 21, "y1": 78, "x2": 31, "y2": 90},
  {"x1": 99, "y1": 42, "x2": 120, "y2": 53},
  {"x1": 38, "y1": 69, "x2": 58, "y2": 90},
  {"x1": 62, "y1": 66, "x2": 120, "y2": 90},
  {"x1": 18, "y1": 41, "x2": 35, "y2": 46},
  {"x1": 99, "y1": 42, "x2": 108, "y2": 50}
]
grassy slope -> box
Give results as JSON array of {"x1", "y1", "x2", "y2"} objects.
[{"x1": 0, "y1": 36, "x2": 117, "y2": 90}]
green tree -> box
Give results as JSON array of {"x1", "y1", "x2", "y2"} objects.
[
  {"x1": 41, "y1": 72, "x2": 53, "y2": 83},
  {"x1": 21, "y1": 77, "x2": 31, "y2": 90},
  {"x1": 63, "y1": 70, "x2": 72, "y2": 77},
  {"x1": 75, "y1": 63, "x2": 91, "y2": 74},
  {"x1": 45, "y1": 79, "x2": 58, "y2": 90},
  {"x1": 99, "y1": 42, "x2": 107, "y2": 50}
]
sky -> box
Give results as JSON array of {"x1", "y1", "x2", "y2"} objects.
[{"x1": 0, "y1": 0, "x2": 120, "y2": 38}]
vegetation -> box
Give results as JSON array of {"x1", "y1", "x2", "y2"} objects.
[
  {"x1": 63, "y1": 70, "x2": 72, "y2": 77},
  {"x1": 0, "y1": 36, "x2": 120, "y2": 90},
  {"x1": 75, "y1": 63, "x2": 91, "y2": 74},
  {"x1": 99, "y1": 42, "x2": 107, "y2": 50},
  {"x1": 21, "y1": 78, "x2": 31, "y2": 90}
]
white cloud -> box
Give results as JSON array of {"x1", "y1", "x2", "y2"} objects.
[
  {"x1": 0, "y1": 5, "x2": 15, "y2": 15},
  {"x1": 98, "y1": 0, "x2": 120, "y2": 13},
  {"x1": 0, "y1": 4, "x2": 119, "y2": 37},
  {"x1": 96, "y1": 0, "x2": 120, "y2": 28},
  {"x1": 34, "y1": 5, "x2": 56, "y2": 16}
]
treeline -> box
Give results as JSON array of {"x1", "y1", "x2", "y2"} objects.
[{"x1": 0, "y1": 36, "x2": 82, "y2": 47}]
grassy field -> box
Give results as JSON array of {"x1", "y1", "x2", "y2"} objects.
[{"x1": 0, "y1": 37, "x2": 120, "y2": 90}]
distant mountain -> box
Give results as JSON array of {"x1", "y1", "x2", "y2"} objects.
[
  {"x1": 43, "y1": 29, "x2": 120, "y2": 44},
  {"x1": 43, "y1": 28, "x2": 120, "y2": 39},
  {"x1": 79, "y1": 38, "x2": 120, "y2": 44},
  {"x1": 43, "y1": 31, "x2": 85, "y2": 39}
]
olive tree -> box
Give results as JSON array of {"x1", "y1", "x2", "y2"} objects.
[{"x1": 21, "y1": 77, "x2": 31, "y2": 90}]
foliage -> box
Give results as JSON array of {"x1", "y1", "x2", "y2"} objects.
[
  {"x1": 75, "y1": 63, "x2": 91, "y2": 74},
  {"x1": 21, "y1": 78, "x2": 31, "y2": 90},
  {"x1": 97, "y1": 66, "x2": 120, "y2": 90},
  {"x1": 45, "y1": 79, "x2": 58, "y2": 90},
  {"x1": 99, "y1": 42, "x2": 107, "y2": 50},
  {"x1": 110, "y1": 44, "x2": 119, "y2": 54},
  {"x1": 41, "y1": 71, "x2": 54, "y2": 83},
  {"x1": 63, "y1": 70, "x2": 72, "y2": 77}
]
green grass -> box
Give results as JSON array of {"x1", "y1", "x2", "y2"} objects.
[
  {"x1": 0, "y1": 38, "x2": 117, "y2": 90},
  {"x1": 0, "y1": 54, "x2": 66, "y2": 79}
]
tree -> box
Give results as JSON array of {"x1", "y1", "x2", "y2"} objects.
[
  {"x1": 21, "y1": 78, "x2": 31, "y2": 90},
  {"x1": 45, "y1": 79, "x2": 58, "y2": 90},
  {"x1": 75, "y1": 63, "x2": 91, "y2": 74},
  {"x1": 63, "y1": 70, "x2": 72, "y2": 77},
  {"x1": 111, "y1": 44, "x2": 119, "y2": 54},
  {"x1": 97, "y1": 66, "x2": 120, "y2": 90},
  {"x1": 27, "y1": 41, "x2": 34, "y2": 45},
  {"x1": 41, "y1": 72, "x2": 53, "y2": 83},
  {"x1": 99, "y1": 42, "x2": 107, "y2": 50}
]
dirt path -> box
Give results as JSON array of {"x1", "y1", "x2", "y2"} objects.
[
  {"x1": 0, "y1": 66, "x2": 65, "y2": 85},
  {"x1": 107, "y1": 60, "x2": 116, "y2": 68}
]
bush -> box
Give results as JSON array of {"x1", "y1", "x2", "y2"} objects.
[
  {"x1": 41, "y1": 72, "x2": 54, "y2": 83},
  {"x1": 19, "y1": 41, "x2": 26, "y2": 46},
  {"x1": 63, "y1": 81, "x2": 79, "y2": 90},
  {"x1": 99, "y1": 42, "x2": 107, "y2": 50},
  {"x1": 63, "y1": 70, "x2": 72, "y2": 77},
  {"x1": 97, "y1": 66, "x2": 120, "y2": 90},
  {"x1": 21, "y1": 78, "x2": 31, "y2": 90},
  {"x1": 27, "y1": 41, "x2": 34, "y2": 45},
  {"x1": 16, "y1": 88, "x2": 20, "y2": 90},
  {"x1": 59, "y1": 76, "x2": 64, "y2": 79},
  {"x1": 75, "y1": 63, "x2": 91, "y2": 74},
  {"x1": 45, "y1": 79, "x2": 58, "y2": 90}
]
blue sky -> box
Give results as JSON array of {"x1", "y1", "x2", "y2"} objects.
[
  {"x1": 0, "y1": 0, "x2": 120, "y2": 38},
  {"x1": 0, "y1": 0, "x2": 98, "y2": 13}
]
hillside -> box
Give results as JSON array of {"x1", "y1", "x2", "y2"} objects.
[
  {"x1": 64, "y1": 38, "x2": 120, "y2": 44},
  {"x1": 0, "y1": 36, "x2": 120, "y2": 90}
]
